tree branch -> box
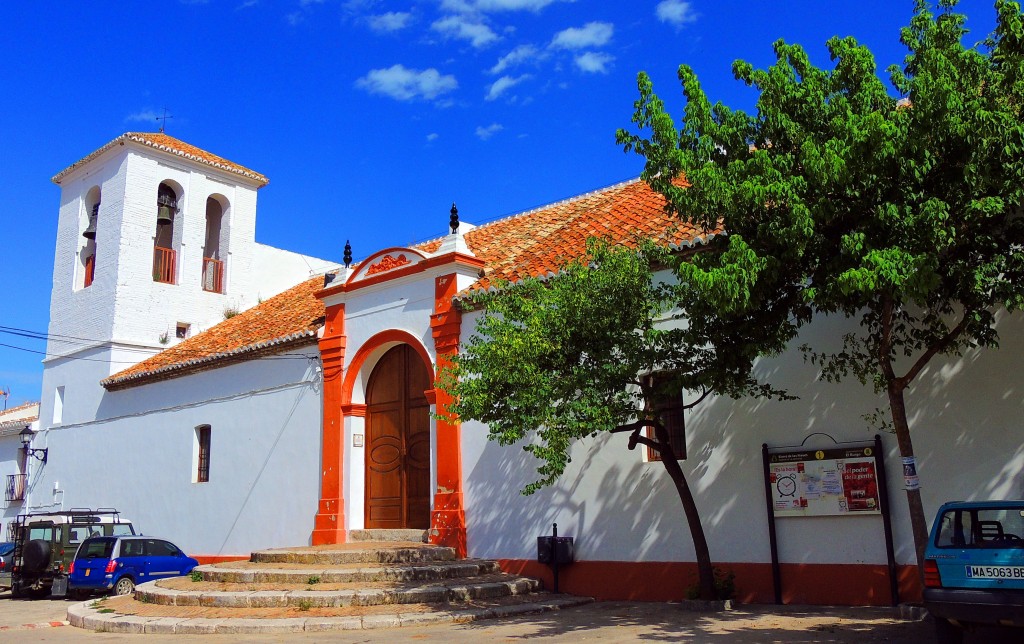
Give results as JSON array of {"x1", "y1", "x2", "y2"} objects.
[
  {"x1": 682, "y1": 386, "x2": 711, "y2": 411},
  {"x1": 896, "y1": 309, "x2": 974, "y2": 389}
]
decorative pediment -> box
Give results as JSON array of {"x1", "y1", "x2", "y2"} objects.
[{"x1": 348, "y1": 247, "x2": 429, "y2": 284}]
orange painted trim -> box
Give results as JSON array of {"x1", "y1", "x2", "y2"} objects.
[
  {"x1": 313, "y1": 302, "x2": 347, "y2": 546},
  {"x1": 497, "y1": 560, "x2": 922, "y2": 605},
  {"x1": 341, "y1": 403, "x2": 367, "y2": 417},
  {"x1": 317, "y1": 250, "x2": 486, "y2": 299},
  {"x1": 429, "y1": 272, "x2": 467, "y2": 558},
  {"x1": 347, "y1": 247, "x2": 430, "y2": 283},
  {"x1": 191, "y1": 555, "x2": 249, "y2": 565},
  {"x1": 340, "y1": 329, "x2": 433, "y2": 407}
]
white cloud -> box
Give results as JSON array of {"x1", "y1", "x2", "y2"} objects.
[
  {"x1": 490, "y1": 44, "x2": 543, "y2": 74},
  {"x1": 656, "y1": 0, "x2": 697, "y2": 27},
  {"x1": 125, "y1": 109, "x2": 161, "y2": 123},
  {"x1": 432, "y1": 15, "x2": 499, "y2": 48},
  {"x1": 486, "y1": 74, "x2": 530, "y2": 101},
  {"x1": 574, "y1": 51, "x2": 614, "y2": 74},
  {"x1": 442, "y1": 0, "x2": 563, "y2": 12},
  {"x1": 426, "y1": 132, "x2": 440, "y2": 141},
  {"x1": 355, "y1": 65, "x2": 458, "y2": 101},
  {"x1": 550, "y1": 21, "x2": 613, "y2": 50},
  {"x1": 475, "y1": 123, "x2": 504, "y2": 140},
  {"x1": 368, "y1": 11, "x2": 413, "y2": 32}
]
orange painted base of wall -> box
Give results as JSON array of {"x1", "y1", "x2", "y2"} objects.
[
  {"x1": 191, "y1": 555, "x2": 250, "y2": 565},
  {"x1": 499, "y1": 560, "x2": 923, "y2": 606}
]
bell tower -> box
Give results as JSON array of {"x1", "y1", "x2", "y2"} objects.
[{"x1": 41, "y1": 132, "x2": 270, "y2": 426}]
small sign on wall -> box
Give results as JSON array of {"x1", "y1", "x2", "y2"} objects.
[{"x1": 352, "y1": 434, "x2": 364, "y2": 448}]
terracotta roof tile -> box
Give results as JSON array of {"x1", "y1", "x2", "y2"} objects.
[
  {"x1": 52, "y1": 133, "x2": 268, "y2": 186},
  {"x1": 0, "y1": 400, "x2": 39, "y2": 434},
  {"x1": 104, "y1": 178, "x2": 715, "y2": 388},
  {"x1": 437, "y1": 178, "x2": 717, "y2": 294},
  {"x1": 102, "y1": 276, "x2": 325, "y2": 390}
]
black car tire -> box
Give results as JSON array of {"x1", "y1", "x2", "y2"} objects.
[
  {"x1": 114, "y1": 576, "x2": 135, "y2": 596},
  {"x1": 22, "y1": 539, "x2": 51, "y2": 573},
  {"x1": 10, "y1": 580, "x2": 24, "y2": 599},
  {"x1": 934, "y1": 617, "x2": 964, "y2": 644},
  {"x1": 27, "y1": 586, "x2": 51, "y2": 600}
]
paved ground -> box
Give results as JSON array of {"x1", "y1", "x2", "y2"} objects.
[{"x1": 0, "y1": 589, "x2": 1020, "y2": 642}]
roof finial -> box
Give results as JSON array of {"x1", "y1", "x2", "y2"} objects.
[
  {"x1": 343, "y1": 240, "x2": 352, "y2": 268},
  {"x1": 449, "y1": 203, "x2": 459, "y2": 234},
  {"x1": 156, "y1": 108, "x2": 173, "y2": 133}
]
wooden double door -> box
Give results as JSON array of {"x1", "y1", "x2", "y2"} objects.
[{"x1": 365, "y1": 345, "x2": 431, "y2": 529}]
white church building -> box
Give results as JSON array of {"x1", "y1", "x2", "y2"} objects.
[{"x1": 10, "y1": 133, "x2": 1023, "y2": 606}]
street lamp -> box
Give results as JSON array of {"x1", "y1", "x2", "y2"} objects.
[{"x1": 19, "y1": 427, "x2": 48, "y2": 464}]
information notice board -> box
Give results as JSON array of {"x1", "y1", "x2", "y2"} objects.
[{"x1": 767, "y1": 445, "x2": 881, "y2": 517}]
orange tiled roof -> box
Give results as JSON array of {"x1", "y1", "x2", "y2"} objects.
[
  {"x1": 453, "y1": 178, "x2": 715, "y2": 293},
  {"x1": 101, "y1": 276, "x2": 325, "y2": 390},
  {"x1": 52, "y1": 133, "x2": 268, "y2": 186},
  {"x1": 103, "y1": 178, "x2": 716, "y2": 389},
  {"x1": 0, "y1": 400, "x2": 40, "y2": 434}
]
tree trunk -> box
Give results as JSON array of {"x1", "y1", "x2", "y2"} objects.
[
  {"x1": 878, "y1": 295, "x2": 930, "y2": 581},
  {"x1": 655, "y1": 426, "x2": 716, "y2": 600},
  {"x1": 887, "y1": 381, "x2": 929, "y2": 577}
]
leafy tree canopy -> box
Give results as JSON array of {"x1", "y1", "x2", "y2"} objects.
[{"x1": 617, "y1": 0, "x2": 1024, "y2": 568}]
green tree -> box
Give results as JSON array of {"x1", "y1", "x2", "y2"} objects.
[
  {"x1": 617, "y1": 0, "x2": 1024, "y2": 572},
  {"x1": 438, "y1": 240, "x2": 795, "y2": 600}
]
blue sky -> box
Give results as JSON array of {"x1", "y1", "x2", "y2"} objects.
[{"x1": 0, "y1": 0, "x2": 1000, "y2": 407}]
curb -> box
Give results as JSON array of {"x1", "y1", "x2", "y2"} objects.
[
  {"x1": 66, "y1": 595, "x2": 594, "y2": 634},
  {"x1": 0, "y1": 620, "x2": 70, "y2": 631}
]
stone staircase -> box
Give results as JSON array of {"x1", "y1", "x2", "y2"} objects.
[{"x1": 67, "y1": 531, "x2": 591, "y2": 634}]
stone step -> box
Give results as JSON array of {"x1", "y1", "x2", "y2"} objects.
[
  {"x1": 251, "y1": 543, "x2": 456, "y2": 566},
  {"x1": 136, "y1": 574, "x2": 542, "y2": 608},
  {"x1": 68, "y1": 592, "x2": 595, "y2": 635},
  {"x1": 348, "y1": 529, "x2": 428, "y2": 543},
  {"x1": 197, "y1": 559, "x2": 501, "y2": 584}
]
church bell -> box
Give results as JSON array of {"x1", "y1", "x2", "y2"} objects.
[
  {"x1": 157, "y1": 191, "x2": 176, "y2": 226},
  {"x1": 83, "y1": 203, "x2": 99, "y2": 239}
]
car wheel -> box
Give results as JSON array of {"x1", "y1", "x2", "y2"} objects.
[
  {"x1": 27, "y1": 586, "x2": 51, "y2": 600},
  {"x1": 113, "y1": 576, "x2": 135, "y2": 596},
  {"x1": 22, "y1": 540, "x2": 51, "y2": 572},
  {"x1": 10, "y1": 580, "x2": 24, "y2": 599},
  {"x1": 934, "y1": 617, "x2": 964, "y2": 644}
]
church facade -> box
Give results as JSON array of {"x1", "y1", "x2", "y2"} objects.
[{"x1": 14, "y1": 133, "x2": 1024, "y2": 606}]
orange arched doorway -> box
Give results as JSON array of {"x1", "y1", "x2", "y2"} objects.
[{"x1": 364, "y1": 344, "x2": 431, "y2": 529}]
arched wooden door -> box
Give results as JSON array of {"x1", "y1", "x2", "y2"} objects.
[{"x1": 365, "y1": 344, "x2": 431, "y2": 529}]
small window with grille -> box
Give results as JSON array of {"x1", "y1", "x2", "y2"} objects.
[{"x1": 194, "y1": 425, "x2": 211, "y2": 483}]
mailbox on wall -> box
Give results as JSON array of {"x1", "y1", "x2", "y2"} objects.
[
  {"x1": 537, "y1": 535, "x2": 575, "y2": 565},
  {"x1": 537, "y1": 522, "x2": 574, "y2": 593}
]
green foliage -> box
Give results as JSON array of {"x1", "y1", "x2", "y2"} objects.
[
  {"x1": 306, "y1": 576, "x2": 321, "y2": 585},
  {"x1": 438, "y1": 239, "x2": 792, "y2": 495},
  {"x1": 297, "y1": 599, "x2": 313, "y2": 611},
  {"x1": 618, "y1": 0, "x2": 1024, "y2": 567},
  {"x1": 190, "y1": 570, "x2": 202, "y2": 582},
  {"x1": 619, "y1": 1, "x2": 1024, "y2": 398}
]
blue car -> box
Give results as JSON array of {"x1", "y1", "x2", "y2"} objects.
[
  {"x1": 924, "y1": 500, "x2": 1024, "y2": 643},
  {"x1": 68, "y1": 535, "x2": 198, "y2": 597}
]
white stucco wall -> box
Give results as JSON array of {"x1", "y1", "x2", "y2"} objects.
[
  {"x1": 24, "y1": 347, "x2": 323, "y2": 556},
  {"x1": 459, "y1": 307, "x2": 1024, "y2": 568}
]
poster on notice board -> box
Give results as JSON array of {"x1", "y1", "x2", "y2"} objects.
[{"x1": 767, "y1": 446, "x2": 881, "y2": 517}]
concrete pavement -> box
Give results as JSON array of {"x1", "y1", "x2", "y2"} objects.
[{"x1": 5, "y1": 589, "x2": 1024, "y2": 642}]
